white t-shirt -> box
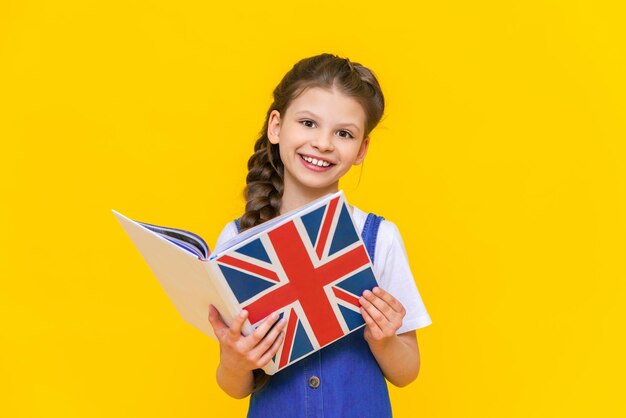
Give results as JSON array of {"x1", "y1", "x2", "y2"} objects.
[{"x1": 215, "y1": 206, "x2": 432, "y2": 334}]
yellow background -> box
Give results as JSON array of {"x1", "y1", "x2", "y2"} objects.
[{"x1": 1, "y1": 1, "x2": 625, "y2": 416}]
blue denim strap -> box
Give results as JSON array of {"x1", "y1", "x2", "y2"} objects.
[{"x1": 361, "y1": 213, "x2": 384, "y2": 264}]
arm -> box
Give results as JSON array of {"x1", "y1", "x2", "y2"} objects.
[
  {"x1": 360, "y1": 287, "x2": 421, "y2": 387},
  {"x1": 208, "y1": 306, "x2": 286, "y2": 399}
]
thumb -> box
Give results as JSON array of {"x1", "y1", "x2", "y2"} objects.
[{"x1": 208, "y1": 305, "x2": 228, "y2": 337}]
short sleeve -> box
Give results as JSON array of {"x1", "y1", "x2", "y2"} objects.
[
  {"x1": 373, "y1": 220, "x2": 432, "y2": 333},
  {"x1": 215, "y1": 221, "x2": 239, "y2": 249}
]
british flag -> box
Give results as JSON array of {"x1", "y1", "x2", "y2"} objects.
[{"x1": 215, "y1": 194, "x2": 378, "y2": 372}]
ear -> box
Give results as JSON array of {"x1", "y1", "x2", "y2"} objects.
[
  {"x1": 353, "y1": 136, "x2": 370, "y2": 165},
  {"x1": 267, "y1": 110, "x2": 281, "y2": 144}
]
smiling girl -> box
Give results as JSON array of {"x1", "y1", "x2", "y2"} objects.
[{"x1": 208, "y1": 53, "x2": 432, "y2": 418}]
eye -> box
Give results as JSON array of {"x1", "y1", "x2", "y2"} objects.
[
  {"x1": 300, "y1": 119, "x2": 316, "y2": 128},
  {"x1": 337, "y1": 130, "x2": 354, "y2": 139}
]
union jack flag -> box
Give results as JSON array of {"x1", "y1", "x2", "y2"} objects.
[{"x1": 215, "y1": 194, "x2": 378, "y2": 373}]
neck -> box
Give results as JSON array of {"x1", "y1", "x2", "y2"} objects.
[{"x1": 279, "y1": 181, "x2": 339, "y2": 215}]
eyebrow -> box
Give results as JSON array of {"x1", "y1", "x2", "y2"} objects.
[{"x1": 294, "y1": 110, "x2": 361, "y2": 132}]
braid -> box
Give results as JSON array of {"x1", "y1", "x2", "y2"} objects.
[
  {"x1": 238, "y1": 131, "x2": 283, "y2": 388},
  {"x1": 239, "y1": 132, "x2": 284, "y2": 232}
]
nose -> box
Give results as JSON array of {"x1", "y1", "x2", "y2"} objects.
[{"x1": 311, "y1": 131, "x2": 335, "y2": 152}]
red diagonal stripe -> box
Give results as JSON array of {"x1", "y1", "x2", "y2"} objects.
[
  {"x1": 217, "y1": 254, "x2": 280, "y2": 282},
  {"x1": 315, "y1": 197, "x2": 339, "y2": 259},
  {"x1": 332, "y1": 287, "x2": 361, "y2": 307},
  {"x1": 279, "y1": 309, "x2": 298, "y2": 368},
  {"x1": 315, "y1": 246, "x2": 369, "y2": 285}
]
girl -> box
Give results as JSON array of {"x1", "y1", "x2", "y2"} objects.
[{"x1": 208, "y1": 53, "x2": 432, "y2": 417}]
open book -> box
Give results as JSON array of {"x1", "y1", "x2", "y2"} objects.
[{"x1": 113, "y1": 190, "x2": 379, "y2": 374}]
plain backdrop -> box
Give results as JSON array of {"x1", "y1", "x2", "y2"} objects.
[{"x1": 1, "y1": 1, "x2": 625, "y2": 416}]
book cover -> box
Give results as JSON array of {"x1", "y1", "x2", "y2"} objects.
[{"x1": 113, "y1": 190, "x2": 379, "y2": 374}]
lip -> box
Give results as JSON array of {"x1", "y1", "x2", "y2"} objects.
[{"x1": 298, "y1": 153, "x2": 335, "y2": 172}]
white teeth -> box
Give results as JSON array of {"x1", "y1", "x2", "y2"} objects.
[{"x1": 302, "y1": 155, "x2": 330, "y2": 167}]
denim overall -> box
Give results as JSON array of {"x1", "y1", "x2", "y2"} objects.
[{"x1": 235, "y1": 213, "x2": 392, "y2": 418}]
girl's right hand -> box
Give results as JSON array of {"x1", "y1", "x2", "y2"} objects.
[{"x1": 208, "y1": 305, "x2": 287, "y2": 374}]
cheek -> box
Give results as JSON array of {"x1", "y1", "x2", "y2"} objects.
[
  {"x1": 296, "y1": 129, "x2": 316, "y2": 143},
  {"x1": 278, "y1": 146, "x2": 291, "y2": 164},
  {"x1": 338, "y1": 142, "x2": 363, "y2": 162},
  {"x1": 282, "y1": 126, "x2": 313, "y2": 146}
]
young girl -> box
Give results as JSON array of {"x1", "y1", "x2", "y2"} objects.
[{"x1": 208, "y1": 53, "x2": 431, "y2": 417}]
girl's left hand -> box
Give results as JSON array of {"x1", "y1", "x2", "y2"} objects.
[{"x1": 359, "y1": 287, "x2": 406, "y2": 345}]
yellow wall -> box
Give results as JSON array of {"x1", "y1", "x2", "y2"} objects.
[{"x1": 2, "y1": 1, "x2": 625, "y2": 416}]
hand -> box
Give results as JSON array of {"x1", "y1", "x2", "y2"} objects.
[
  {"x1": 359, "y1": 287, "x2": 406, "y2": 346},
  {"x1": 208, "y1": 305, "x2": 286, "y2": 375}
]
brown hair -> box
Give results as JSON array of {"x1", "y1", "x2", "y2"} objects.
[{"x1": 239, "y1": 53, "x2": 385, "y2": 232}]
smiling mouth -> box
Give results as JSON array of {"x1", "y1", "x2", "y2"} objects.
[{"x1": 299, "y1": 154, "x2": 333, "y2": 167}]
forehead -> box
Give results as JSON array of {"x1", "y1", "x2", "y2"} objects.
[{"x1": 285, "y1": 86, "x2": 367, "y2": 127}]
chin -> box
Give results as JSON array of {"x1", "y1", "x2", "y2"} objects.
[{"x1": 294, "y1": 177, "x2": 339, "y2": 192}]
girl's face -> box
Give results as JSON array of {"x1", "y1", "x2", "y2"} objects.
[{"x1": 267, "y1": 86, "x2": 369, "y2": 196}]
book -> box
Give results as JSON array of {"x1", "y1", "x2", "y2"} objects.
[{"x1": 113, "y1": 190, "x2": 380, "y2": 375}]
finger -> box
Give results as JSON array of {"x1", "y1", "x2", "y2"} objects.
[
  {"x1": 359, "y1": 293, "x2": 389, "y2": 326},
  {"x1": 372, "y1": 287, "x2": 406, "y2": 315},
  {"x1": 227, "y1": 309, "x2": 249, "y2": 340},
  {"x1": 247, "y1": 311, "x2": 281, "y2": 345},
  {"x1": 249, "y1": 317, "x2": 287, "y2": 358},
  {"x1": 360, "y1": 306, "x2": 383, "y2": 339},
  {"x1": 257, "y1": 330, "x2": 286, "y2": 368},
  {"x1": 362, "y1": 289, "x2": 398, "y2": 323}
]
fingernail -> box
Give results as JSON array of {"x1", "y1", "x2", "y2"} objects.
[
  {"x1": 373, "y1": 287, "x2": 380, "y2": 294},
  {"x1": 239, "y1": 310, "x2": 248, "y2": 318},
  {"x1": 363, "y1": 290, "x2": 371, "y2": 297}
]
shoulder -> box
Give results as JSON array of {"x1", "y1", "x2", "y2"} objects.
[
  {"x1": 375, "y1": 218, "x2": 408, "y2": 267},
  {"x1": 351, "y1": 206, "x2": 403, "y2": 250},
  {"x1": 215, "y1": 220, "x2": 239, "y2": 249},
  {"x1": 378, "y1": 219, "x2": 404, "y2": 250},
  {"x1": 351, "y1": 206, "x2": 407, "y2": 266}
]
